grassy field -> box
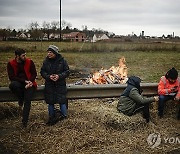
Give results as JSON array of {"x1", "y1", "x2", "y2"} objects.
[
  {"x1": 1, "y1": 40, "x2": 180, "y2": 53},
  {"x1": 0, "y1": 42, "x2": 180, "y2": 86},
  {"x1": 0, "y1": 41, "x2": 180, "y2": 154}
]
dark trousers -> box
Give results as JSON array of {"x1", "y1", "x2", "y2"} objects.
[
  {"x1": 158, "y1": 95, "x2": 180, "y2": 118},
  {"x1": 158, "y1": 95, "x2": 174, "y2": 117},
  {"x1": 133, "y1": 103, "x2": 150, "y2": 122},
  {"x1": 9, "y1": 81, "x2": 35, "y2": 124}
]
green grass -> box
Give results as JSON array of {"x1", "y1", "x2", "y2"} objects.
[
  {"x1": 1, "y1": 46, "x2": 180, "y2": 87},
  {"x1": 1, "y1": 41, "x2": 180, "y2": 52},
  {"x1": 0, "y1": 41, "x2": 180, "y2": 154}
]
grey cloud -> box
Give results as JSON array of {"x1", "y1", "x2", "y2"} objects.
[{"x1": 0, "y1": 0, "x2": 180, "y2": 35}]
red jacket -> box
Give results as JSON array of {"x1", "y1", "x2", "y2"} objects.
[
  {"x1": 7, "y1": 58, "x2": 37, "y2": 88},
  {"x1": 158, "y1": 76, "x2": 180, "y2": 99}
]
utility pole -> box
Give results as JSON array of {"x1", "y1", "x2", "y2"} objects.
[{"x1": 59, "y1": 0, "x2": 61, "y2": 42}]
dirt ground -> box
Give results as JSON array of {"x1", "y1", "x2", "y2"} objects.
[{"x1": 0, "y1": 99, "x2": 180, "y2": 154}]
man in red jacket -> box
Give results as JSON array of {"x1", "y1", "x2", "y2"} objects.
[
  {"x1": 158, "y1": 67, "x2": 180, "y2": 119},
  {"x1": 7, "y1": 48, "x2": 37, "y2": 127}
]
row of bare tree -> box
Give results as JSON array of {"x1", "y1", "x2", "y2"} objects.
[{"x1": 0, "y1": 20, "x2": 114, "y2": 41}]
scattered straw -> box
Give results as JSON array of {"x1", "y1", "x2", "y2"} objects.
[{"x1": 0, "y1": 99, "x2": 179, "y2": 154}]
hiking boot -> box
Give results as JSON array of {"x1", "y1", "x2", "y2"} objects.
[
  {"x1": 22, "y1": 122, "x2": 27, "y2": 128},
  {"x1": 55, "y1": 109, "x2": 62, "y2": 118},
  {"x1": 142, "y1": 113, "x2": 150, "y2": 123},
  {"x1": 18, "y1": 100, "x2": 24, "y2": 107},
  {"x1": 58, "y1": 115, "x2": 67, "y2": 121},
  {"x1": 144, "y1": 117, "x2": 150, "y2": 123},
  {"x1": 159, "y1": 115, "x2": 163, "y2": 119},
  {"x1": 158, "y1": 112, "x2": 163, "y2": 119},
  {"x1": 142, "y1": 114, "x2": 150, "y2": 123},
  {"x1": 46, "y1": 116, "x2": 58, "y2": 126}
]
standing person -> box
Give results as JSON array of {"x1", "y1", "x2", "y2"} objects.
[
  {"x1": 158, "y1": 67, "x2": 180, "y2": 119},
  {"x1": 40, "y1": 45, "x2": 70, "y2": 126},
  {"x1": 7, "y1": 48, "x2": 37, "y2": 127},
  {"x1": 117, "y1": 76, "x2": 159, "y2": 123}
]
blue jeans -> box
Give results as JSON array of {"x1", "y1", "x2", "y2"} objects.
[
  {"x1": 158, "y1": 95, "x2": 174, "y2": 117},
  {"x1": 48, "y1": 103, "x2": 67, "y2": 117}
]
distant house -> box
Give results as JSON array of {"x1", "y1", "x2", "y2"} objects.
[
  {"x1": 16, "y1": 32, "x2": 31, "y2": 40},
  {"x1": 18, "y1": 33, "x2": 28, "y2": 39},
  {"x1": 63, "y1": 32, "x2": 86, "y2": 42},
  {"x1": 92, "y1": 34, "x2": 109, "y2": 42},
  {"x1": 49, "y1": 33, "x2": 59, "y2": 39},
  {"x1": 42, "y1": 33, "x2": 48, "y2": 40}
]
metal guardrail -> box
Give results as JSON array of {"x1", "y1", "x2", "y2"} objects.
[{"x1": 0, "y1": 83, "x2": 158, "y2": 102}]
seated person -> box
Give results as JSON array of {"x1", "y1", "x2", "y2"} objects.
[
  {"x1": 158, "y1": 67, "x2": 180, "y2": 119},
  {"x1": 117, "y1": 76, "x2": 159, "y2": 123}
]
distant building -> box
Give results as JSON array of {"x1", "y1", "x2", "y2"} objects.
[
  {"x1": 42, "y1": 33, "x2": 48, "y2": 40},
  {"x1": 18, "y1": 33, "x2": 28, "y2": 39},
  {"x1": 63, "y1": 32, "x2": 86, "y2": 42},
  {"x1": 92, "y1": 34, "x2": 109, "y2": 42},
  {"x1": 49, "y1": 33, "x2": 59, "y2": 39}
]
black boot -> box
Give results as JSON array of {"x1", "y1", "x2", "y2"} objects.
[
  {"x1": 22, "y1": 119, "x2": 28, "y2": 128},
  {"x1": 142, "y1": 104, "x2": 150, "y2": 123},
  {"x1": 22, "y1": 122, "x2": 27, "y2": 128},
  {"x1": 142, "y1": 113, "x2": 150, "y2": 123},
  {"x1": 46, "y1": 116, "x2": 58, "y2": 126},
  {"x1": 58, "y1": 115, "x2": 67, "y2": 121}
]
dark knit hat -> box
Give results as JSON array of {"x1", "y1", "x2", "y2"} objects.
[
  {"x1": 47, "y1": 45, "x2": 59, "y2": 55},
  {"x1": 165, "y1": 67, "x2": 178, "y2": 80}
]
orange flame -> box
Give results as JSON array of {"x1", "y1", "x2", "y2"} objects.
[{"x1": 89, "y1": 57, "x2": 128, "y2": 84}]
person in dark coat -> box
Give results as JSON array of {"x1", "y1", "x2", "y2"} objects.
[
  {"x1": 117, "y1": 76, "x2": 159, "y2": 123},
  {"x1": 7, "y1": 48, "x2": 37, "y2": 128},
  {"x1": 40, "y1": 45, "x2": 70, "y2": 126}
]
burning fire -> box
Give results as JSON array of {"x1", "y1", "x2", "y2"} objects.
[{"x1": 75, "y1": 57, "x2": 128, "y2": 85}]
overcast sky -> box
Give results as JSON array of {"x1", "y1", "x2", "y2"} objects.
[{"x1": 0, "y1": 0, "x2": 180, "y2": 36}]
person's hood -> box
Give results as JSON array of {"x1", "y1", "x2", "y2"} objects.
[
  {"x1": 127, "y1": 76, "x2": 141, "y2": 90},
  {"x1": 121, "y1": 76, "x2": 142, "y2": 97}
]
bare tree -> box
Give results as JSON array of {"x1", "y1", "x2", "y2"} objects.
[
  {"x1": 51, "y1": 21, "x2": 59, "y2": 30},
  {"x1": 29, "y1": 21, "x2": 39, "y2": 30},
  {"x1": 28, "y1": 21, "x2": 40, "y2": 40},
  {"x1": 82, "y1": 25, "x2": 88, "y2": 31},
  {"x1": 62, "y1": 19, "x2": 72, "y2": 30},
  {"x1": 42, "y1": 21, "x2": 51, "y2": 39}
]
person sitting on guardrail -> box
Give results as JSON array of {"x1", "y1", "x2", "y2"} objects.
[
  {"x1": 158, "y1": 67, "x2": 180, "y2": 119},
  {"x1": 7, "y1": 48, "x2": 37, "y2": 128},
  {"x1": 117, "y1": 76, "x2": 159, "y2": 123},
  {"x1": 40, "y1": 45, "x2": 70, "y2": 126}
]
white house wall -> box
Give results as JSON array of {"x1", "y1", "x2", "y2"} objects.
[{"x1": 92, "y1": 34, "x2": 109, "y2": 42}]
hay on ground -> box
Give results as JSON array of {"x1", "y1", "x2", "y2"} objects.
[{"x1": 0, "y1": 99, "x2": 179, "y2": 154}]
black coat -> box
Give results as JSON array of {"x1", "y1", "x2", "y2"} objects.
[{"x1": 40, "y1": 54, "x2": 70, "y2": 104}]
